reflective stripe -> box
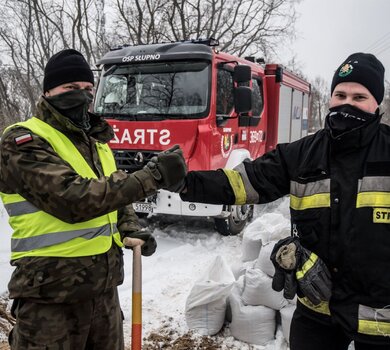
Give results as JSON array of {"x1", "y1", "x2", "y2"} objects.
[
  {"x1": 356, "y1": 177, "x2": 390, "y2": 208},
  {"x1": 290, "y1": 193, "x2": 330, "y2": 210},
  {"x1": 296, "y1": 252, "x2": 318, "y2": 279},
  {"x1": 11, "y1": 224, "x2": 112, "y2": 252},
  {"x1": 290, "y1": 179, "x2": 330, "y2": 197},
  {"x1": 223, "y1": 169, "x2": 247, "y2": 205},
  {"x1": 358, "y1": 304, "x2": 390, "y2": 336},
  {"x1": 356, "y1": 192, "x2": 390, "y2": 208},
  {"x1": 1, "y1": 193, "x2": 26, "y2": 205},
  {"x1": 4, "y1": 201, "x2": 39, "y2": 216},
  {"x1": 298, "y1": 297, "x2": 331, "y2": 315},
  {"x1": 358, "y1": 176, "x2": 390, "y2": 192},
  {"x1": 233, "y1": 163, "x2": 259, "y2": 204}
]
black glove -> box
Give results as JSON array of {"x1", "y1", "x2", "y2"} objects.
[
  {"x1": 270, "y1": 236, "x2": 299, "y2": 300},
  {"x1": 270, "y1": 236, "x2": 332, "y2": 305},
  {"x1": 145, "y1": 145, "x2": 187, "y2": 191},
  {"x1": 123, "y1": 229, "x2": 157, "y2": 256},
  {"x1": 296, "y1": 247, "x2": 332, "y2": 305}
]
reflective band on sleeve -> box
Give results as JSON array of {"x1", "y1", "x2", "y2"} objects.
[
  {"x1": 358, "y1": 304, "x2": 390, "y2": 336},
  {"x1": 298, "y1": 297, "x2": 331, "y2": 315},
  {"x1": 290, "y1": 193, "x2": 331, "y2": 210},
  {"x1": 356, "y1": 192, "x2": 390, "y2": 208},
  {"x1": 296, "y1": 252, "x2": 318, "y2": 279},
  {"x1": 222, "y1": 169, "x2": 247, "y2": 205},
  {"x1": 290, "y1": 179, "x2": 330, "y2": 197},
  {"x1": 233, "y1": 163, "x2": 259, "y2": 204},
  {"x1": 4, "y1": 201, "x2": 39, "y2": 216},
  {"x1": 11, "y1": 223, "x2": 112, "y2": 252}
]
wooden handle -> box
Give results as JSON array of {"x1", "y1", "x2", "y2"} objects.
[{"x1": 131, "y1": 245, "x2": 142, "y2": 350}]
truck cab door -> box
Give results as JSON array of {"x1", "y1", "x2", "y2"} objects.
[
  {"x1": 213, "y1": 65, "x2": 236, "y2": 168},
  {"x1": 238, "y1": 77, "x2": 266, "y2": 158}
]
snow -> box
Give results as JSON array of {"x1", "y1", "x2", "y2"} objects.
[{"x1": 0, "y1": 197, "x2": 293, "y2": 349}]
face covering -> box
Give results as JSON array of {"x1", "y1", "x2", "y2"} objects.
[
  {"x1": 45, "y1": 89, "x2": 94, "y2": 130},
  {"x1": 327, "y1": 104, "x2": 378, "y2": 136}
]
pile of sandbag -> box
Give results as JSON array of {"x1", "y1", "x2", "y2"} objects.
[
  {"x1": 185, "y1": 255, "x2": 235, "y2": 335},
  {"x1": 185, "y1": 208, "x2": 297, "y2": 346}
]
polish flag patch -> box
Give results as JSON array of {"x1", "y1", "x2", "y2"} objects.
[{"x1": 14, "y1": 133, "x2": 33, "y2": 145}]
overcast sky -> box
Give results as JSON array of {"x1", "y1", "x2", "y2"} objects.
[{"x1": 281, "y1": 0, "x2": 390, "y2": 84}]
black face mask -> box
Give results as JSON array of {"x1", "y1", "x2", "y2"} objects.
[
  {"x1": 327, "y1": 104, "x2": 379, "y2": 136},
  {"x1": 45, "y1": 89, "x2": 94, "y2": 130}
]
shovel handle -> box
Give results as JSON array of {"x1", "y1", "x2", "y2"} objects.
[{"x1": 131, "y1": 245, "x2": 142, "y2": 350}]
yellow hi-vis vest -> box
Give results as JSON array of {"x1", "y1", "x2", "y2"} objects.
[{"x1": 1, "y1": 117, "x2": 123, "y2": 260}]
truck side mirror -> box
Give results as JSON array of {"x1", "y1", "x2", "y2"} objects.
[
  {"x1": 234, "y1": 65, "x2": 251, "y2": 83},
  {"x1": 234, "y1": 86, "x2": 252, "y2": 114}
]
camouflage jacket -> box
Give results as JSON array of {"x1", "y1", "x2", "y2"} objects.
[{"x1": 0, "y1": 97, "x2": 158, "y2": 303}]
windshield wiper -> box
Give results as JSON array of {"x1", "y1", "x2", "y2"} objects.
[{"x1": 98, "y1": 113, "x2": 137, "y2": 120}]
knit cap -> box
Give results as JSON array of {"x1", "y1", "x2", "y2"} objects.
[
  {"x1": 331, "y1": 52, "x2": 385, "y2": 104},
  {"x1": 43, "y1": 49, "x2": 94, "y2": 92}
]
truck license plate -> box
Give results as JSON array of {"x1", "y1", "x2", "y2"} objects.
[{"x1": 133, "y1": 202, "x2": 153, "y2": 213}]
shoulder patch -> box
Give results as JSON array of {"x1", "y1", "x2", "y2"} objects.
[{"x1": 14, "y1": 133, "x2": 33, "y2": 145}]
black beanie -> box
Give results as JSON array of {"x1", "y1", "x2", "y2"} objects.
[
  {"x1": 43, "y1": 49, "x2": 94, "y2": 92},
  {"x1": 331, "y1": 52, "x2": 385, "y2": 104}
]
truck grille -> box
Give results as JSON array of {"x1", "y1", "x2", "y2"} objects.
[{"x1": 113, "y1": 150, "x2": 159, "y2": 173}]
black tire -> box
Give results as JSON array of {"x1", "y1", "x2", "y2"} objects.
[{"x1": 214, "y1": 205, "x2": 254, "y2": 236}]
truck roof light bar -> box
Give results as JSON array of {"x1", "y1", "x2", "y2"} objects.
[
  {"x1": 109, "y1": 38, "x2": 219, "y2": 51},
  {"x1": 244, "y1": 56, "x2": 255, "y2": 62},
  {"x1": 168, "y1": 37, "x2": 220, "y2": 46}
]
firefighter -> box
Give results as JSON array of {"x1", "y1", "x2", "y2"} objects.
[
  {"x1": 0, "y1": 49, "x2": 186, "y2": 349},
  {"x1": 180, "y1": 53, "x2": 390, "y2": 349}
]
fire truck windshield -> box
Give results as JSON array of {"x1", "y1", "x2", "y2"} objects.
[{"x1": 94, "y1": 61, "x2": 210, "y2": 120}]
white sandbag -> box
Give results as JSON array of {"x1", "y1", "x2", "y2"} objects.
[
  {"x1": 185, "y1": 255, "x2": 235, "y2": 335},
  {"x1": 241, "y1": 231, "x2": 262, "y2": 262},
  {"x1": 230, "y1": 260, "x2": 254, "y2": 281},
  {"x1": 280, "y1": 304, "x2": 296, "y2": 344},
  {"x1": 225, "y1": 275, "x2": 245, "y2": 323},
  {"x1": 229, "y1": 284, "x2": 276, "y2": 345},
  {"x1": 241, "y1": 213, "x2": 290, "y2": 262},
  {"x1": 242, "y1": 267, "x2": 288, "y2": 310},
  {"x1": 255, "y1": 240, "x2": 277, "y2": 277}
]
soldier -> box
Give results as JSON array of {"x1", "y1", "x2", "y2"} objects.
[
  {"x1": 0, "y1": 49, "x2": 186, "y2": 349},
  {"x1": 179, "y1": 53, "x2": 390, "y2": 349}
]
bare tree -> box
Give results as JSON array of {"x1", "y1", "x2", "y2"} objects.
[
  {"x1": 111, "y1": 0, "x2": 299, "y2": 57},
  {"x1": 0, "y1": 65, "x2": 27, "y2": 132},
  {"x1": 0, "y1": 0, "x2": 107, "y2": 131},
  {"x1": 309, "y1": 76, "x2": 330, "y2": 132},
  {"x1": 0, "y1": 0, "x2": 300, "y2": 131}
]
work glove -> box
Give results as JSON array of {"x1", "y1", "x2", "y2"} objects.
[
  {"x1": 144, "y1": 145, "x2": 187, "y2": 192},
  {"x1": 270, "y1": 236, "x2": 332, "y2": 306},
  {"x1": 122, "y1": 229, "x2": 157, "y2": 256}
]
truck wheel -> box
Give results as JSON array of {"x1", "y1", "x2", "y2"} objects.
[{"x1": 214, "y1": 204, "x2": 254, "y2": 236}]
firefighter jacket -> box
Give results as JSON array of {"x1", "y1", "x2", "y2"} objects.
[
  {"x1": 0, "y1": 97, "x2": 158, "y2": 303},
  {"x1": 181, "y1": 114, "x2": 390, "y2": 344}
]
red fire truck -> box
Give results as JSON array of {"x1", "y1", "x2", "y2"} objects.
[{"x1": 94, "y1": 39, "x2": 311, "y2": 235}]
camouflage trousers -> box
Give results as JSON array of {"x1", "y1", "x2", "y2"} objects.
[{"x1": 9, "y1": 287, "x2": 124, "y2": 350}]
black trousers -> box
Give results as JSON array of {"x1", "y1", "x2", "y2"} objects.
[{"x1": 290, "y1": 306, "x2": 390, "y2": 350}]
